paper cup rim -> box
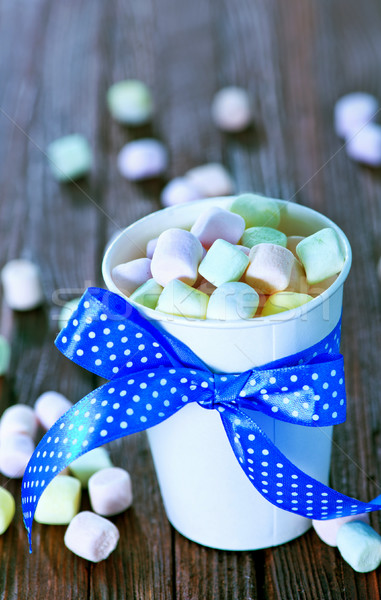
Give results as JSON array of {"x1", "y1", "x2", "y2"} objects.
[{"x1": 102, "y1": 197, "x2": 352, "y2": 329}]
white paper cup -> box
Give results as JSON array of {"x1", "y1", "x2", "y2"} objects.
[{"x1": 102, "y1": 197, "x2": 352, "y2": 551}]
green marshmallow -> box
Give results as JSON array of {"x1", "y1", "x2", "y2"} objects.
[
  {"x1": 130, "y1": 278, "x2": 163, "y2": 310},
  {"x1": 34, "y1": 475, "x2": 81, "y2": 525},
  {"x1": 69, "y1": 447, "x2": 113, "y2": 488},
  {"x1": 107, "y1": 79, "x2": 153, "y2": 125},
  {"x1": 242, "y1": 226, "x2": 287, "y2": 249},
  {"x1": 47, "y1": 134, "x2": 92, "y2": 181},
  {"x1": 156, "y1": 280, "x2": 209, "y2": 319},
  {"x1": 206, "y1": 282, "x2": 259, "y2": 320},
  {"x1": 199, "y1": 239, "x2": 249, "y2": 287},
  {"x1": 0, "y1": 335, "x2": 10, "y2": 375},
  {"x1": 336, "y1": 521, "x2": 381, "y2": 573},
  {"x1": 230, "y1": 193, "x2": 281, "y2": 228},
  {"x1": 0, "y1": 486, "x2": 15, "y2": 534},
  {"x1": 58, "y1": 297, "x2": 81, "y2": 331},
  {"x1": 296, "y1": 227, "x2": 346, "y2": 285},
  {"x1": 261, "y1": 292, "x2": 313, "y2": 316}
]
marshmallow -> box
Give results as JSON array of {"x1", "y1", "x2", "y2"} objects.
[
  {"x1": 230, "y1": 193, "x2": 281, "y2": 229},
  {"x1": 0, "y1": 404, "x2": 38, "y2": 439},
  {"x1": 34, "y1": 391, "x2": 72, "y2": 430},
  {"x1": 88, "y1": 467, "x2": 133, "y2": 516},
  {"x1": 0, "y1": 335, "x2": 10, "y2": 375},
  {"x1": 47, "y1": 134, "x2": 92, "y2": 181},
  {"x1": 244, "y1": 243, "x2": 294, "y2": 294},
  {"x1": 286, "y1": 259, "x2": 308, "y2": 293},
  {"x1": 336, "y1": 521, "x2": 381, "y2": 573},
  {"x1": 261, "y1": 292, "x2": 313, "y2": 317},
  {"x1": 1, "y1": 259, "x2": 44, "y2": 311},
  {"x1": 286, "y1": 236, "x2": 305, "y2": 258},
  {"x1": 196, "y1": 279, "x2": 217, "y2": 296},
  {"x1": 107, "y1": 79, "x2": 153, "y2": 125},
  {"x1": 296, "y1": 228, "x2": 345, "y2": 285},
  {"x1": 211, "y1": 86, "x2": 252, "y2": 132},
  {"x1": 151, "y1": 228, "x2": 203, "y2": 287},
  {"x1": 346, "y1": 123, "x2": 381, "y2": 167},
  {"x1": 206, "y1": 282, "x2": 259, "y2": 320},
  {"x1": 69, "y1": 447, "x2": 113, "y2": 488},
  {"x1": 58, "y1": 297, "x2": 81, "y2": 331},
  {"x1": 0, "y1": 486, "x2": 15, "y2": 534},
  {"x1": 185, "y1": 163, "x2": 234, "y2": 197},
  {"x1": 146, "y1": 237, "x2": 158, "y2": 259},
  {"x1": 312, "y1": 513, "x2": 369, "y2": 547},
  {"x1": 190, "y1": 206, "x2": 245, "y2": 248},
  {"x1": 118, "y1": 139, "x2": 168, "y2": 180},
  {"x1": 129, "y1": 278, "x2": 163, "y2": 309},
  {"x1": 34, "y1": 475, "x2": 81, "y2": 525},
  {"x1": 308, "y1": 274, "x2": 338, "y2": 297},
  {"x1": 112, "y1": 257, "x2": 152, "y2": 297},
  {"x1": 236, "y1": 245, "x2": 250, "y2": 256},
  {"x1": 0, "y1": 433, "x2": 34, "y2": 478},
  {"x1": 241, "y1": 226, "x2": 287, "y2": 249},
  {"x1": 161, "y1": 177, "x2": 200, "y2": 207},
  {"x1": 334, "y1": 92, "x2": 379, "y2": 139},
  {"x1": 156, "y1": 280, "x2": 209, "y2": 319},
  {"x1": 64, "y1": 511, "x2": 120, "y2": 562},
  {"x1": 199, "y1": 239, "x2": 249, "y2": 287}
]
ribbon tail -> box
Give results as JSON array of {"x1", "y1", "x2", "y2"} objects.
[{"x1": 219, "y1": 404, "x2": 381, "y2": 521}]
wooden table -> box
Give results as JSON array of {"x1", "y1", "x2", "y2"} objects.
[{"x1": 1, "y1": 0, "x2": 381, "y2": 597}]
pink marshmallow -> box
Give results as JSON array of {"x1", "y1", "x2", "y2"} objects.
[
  {"x1": 0, "y1": 433, "x2": 35, "y2": 478},
  {"x1": 0, "y1": 404, "x2": 38, "y2": 440},
  {"x1": 112, "y1": 257, "x2": 152, "y2": 296},
  {"x1": 244, "y1": 243, "x2": 294, "y2": 294},
  {"x1": 313, "y1": 513, "x2": 370, "y2": 547},
  {"x1": 34, "y1": 391, "x2": 72, "y2": 430},
  {"x1": 236, "y1": 245, "x2": 251, "y2": 256},
  {"x1": 161, "y1": 177, "x2": 200, "y2": 207},
  {"x1": 64, "y1": 511, "x2": 120, "y2": 562},
  {"x1": 88, "y1": 467, "x2": 133, "y2": 516},
  {"x1": 190, "y1": 206, "x2": 245, "y2": 249},
  {"x1": 146, "y1": 237, "x2": 158, "y2": 259},
  {"x1": 151, "y1": 228, "x2": 203, "y2": 287},
  {"x1": 346, "y1": 123, "x2": 381, "y2": 166}
]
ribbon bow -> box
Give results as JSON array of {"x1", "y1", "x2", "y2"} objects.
[{"x1": 22, "y1": 288, "x2": 381, "y2": 550}]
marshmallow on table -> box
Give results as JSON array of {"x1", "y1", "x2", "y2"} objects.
[
  {"x1": 286, "y1": 236, "x2": 305, "y2": 258},
  {"x1": 107, "y1": 79, "x2": 153, "y2": 125},
  {"x1": 69, "y1": 446, "x2": 113, "y2": 488},
  {"x1": 312, "y1": 513, "x2": 369, "y2": 547},
  {"x1": 129, "y1": 278, "x2": 163, "y2": 310},
  {"x1": 146, "y1": 237, "x2": 158, "y2": 259},
  {"x1": 296, "y1": 228, "x2": 345, "y2": 285},
  {"x1": 0, "y1": 404, "x2": 37, "y2": 439},
  {"x1": 185, "y1": 163, "x2": 234, "y2": 197},
  {"x1": 190, "y1": 206, "x2": 245, "y2": 248},
  {"x1": 0, "y1": 486, "x2": 15, "y2": 534},
  {"x1": 34, "y1": 475, "x2": 81, "y2": 525},
  {"x1": 199, "y1": 239, "x2": 249, "y2": 287},
  {"x1": 230, "y1": 193, "x2": 281, "y2": 229},
  {"x1": 0, "y1": 433, "x2": 34, "y2": 478},
  {"x1": 156, "y1": 280, "x2": 209, "y2": 319},
  {"x1": 112, "y1": 257, "x2": 152, "y2": 297},
  {"x1": 58, "y1": 297, "x2": 81, "y2": 331},
  {"x1": 47, "y1": 134, "x2": 92, "y2": 181},
  {"x1": 244, "y1": 243, "x2": 294, "y2": 294},
  {"x1": 211, "y1": 86, "x2": 252, "y2": 132},
  {"x1": 88, "y1": 467, "x2": 133, "y2": 516},
  {"x1": 261, "y1": 292, "x2": 313, "y2": 317},
  {"x1": 161, "y1": 177, "x2": 200, "y2": 207},
  {"x1": 1, "y1": 259, "x2": 44, "y2": 311},
  {"x1": 336, "y1": 521, "x2": 381, "y2": 573},
  {"x1": 34, "y1": 391, "x2": 72, "y2": 430},
  {"x1": 206, "y1": 282, "x2": 259, "y2": 320},
  {"x1": 346, "y1": 123, "x2": 381, "y2": 167},
  {"x1": 0, "y1": 335, "x2": 10, "y2": 375},
  {"x1": 334, "y1": 92, "x2": 379, "y2": 139},
  {"x1": 118, "y1": 139, "x2": 168, "y2": 181},
  {"x1": 241, "y1": 226, "x2": 287, "y2": 249},
  {"x1": 151, "y1": 228, "x2": 203, "y2": 287},
  {"x1": 64, "y1": 511, "x2": 120, "y2": 563}
]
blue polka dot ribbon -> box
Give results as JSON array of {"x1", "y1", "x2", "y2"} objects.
[{"x1": 22, "y1": 288, "x2": 381, "y2": 550}]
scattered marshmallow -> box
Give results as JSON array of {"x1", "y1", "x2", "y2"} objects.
[
  {"x1": 346, "y1": 123, "x2": 381, "y2": 167},
  {"x1": 296, "y1": 228, "x2": 345, "y2": 285},
  {"x1": 34, "y1": 391, "x2": 72, "y2": 430},
  {"x1": 0, "y1": 335, "x2": 10, "y2": 375},
  {"x1": 0, "y1": 433, "x2": 35, "y2": 478},
  {"x1": 64, "y1": 511, "x2": 120, "y2": 562},
  {"x1": 244, "y1": 243, "x2": 294, "y2": 294},
  {"x1": 185, "y1": 163, "x2": 234, "y2": 197},
  {"x1": 312, "y1": 513, "x2": 369, "y2": 547},
  {"x1": 230, "y1": 193, "x2": 281, "y2": 229},
  {"x1": 206, "y1": 282, "x2": 259, "y2": 320},
  {"x1": 161, "y1": 177, "x2": 200, "y2": 207},
  {"x1": 0, "y1": 486, "x2": 15, "y2": 534},
  {"x1": 199, "y1": 239, "x2": 249, "y2": 287},
  {"x1": 151, "y1": 228, "x2": 203, "y2": 287},
  {"x1": 1, "y1": 259, "x2": 44, "y2": 311},
  {"x1": 190, "y1": 206, "x2": 245, "y2": 248},
  {"x1": 88, "y1": 467, "x2": 133, "y2": 516},
  {"x1": 0, "y1": 404, "x2": 38, "y2": 439},
  {"x1": 211, "y1": 86, "x2": 252, "y2": 132},
  {"x1": 58, "y1": 297, "x2": 81, "y2": 331},
  {"x1": 129, "y1": 278, "x2": 163, "y2": 310},
  {"x1": 112, "y1": 257, "x2": 152, "y2": 297},
  {"x1": 47, "y1": 134, "x2": 92, "y2": 181},
  {"x1": 334, "y1": 92, "x2": 379, "y2": 139},
  {"x1": 156, "y1": 280, "x2": 209, "y2": 320},
  {"x1": 34, "y1": 475, "x2": 82, "y2": 525},
  {"x1": 107, "y1": 79, "x2": 153, "y2": 125},
  {"x1": 118, "y1": 139, "x2": 168, "y2": 180},
  {"x1": 336, "y1": 521, "x2": 381, "y2": 573},
  {"x1": 69, "y1": 446, "x2": 113, "y2": 488}
]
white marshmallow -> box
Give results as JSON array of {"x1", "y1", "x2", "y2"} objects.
[
  {"x1": 346, "y1": 123, "x2": 381, "y2": 167},
  {"x1": 190, "y1": 206, "x2": 245, "y2": 248},
  {"x1": 334, "y1": 92, "x2": 379, "y2": 139},
  {"x1": 161, "y1": 177, "x2": 200, "y2": 207},
  {"x1": 34, "y1": 391, "x2": 72, "y2": 430},
  {"x1": 211, "y1": 86, "x2": 252, "y2": 132},
  {"x1": 146, "y1": 237, "x2": 158, "y2": 259},
  {"x1": 185, "y1": 163, "x2": 234, "y2": 197},
  {"x1": 0, "y1": 433, "x2": 34, "y2": 478},
  {"x1": 118, "y1": 139, "x2": 168, "y2": 180},
  {"x1": 112, "y1": 257, "x2": 152, "y2": 297},
  {"x1": 313, "y1": 513, "x2": 369, "y2": 547},
  {"x1": 151, "y1": 228, "x2": 203, "y2": 287},
  {"x1": 64, "y1": 511, "x2": 120, "y2": 562},
  {"x1": 1, "y1": 259, "x2": 44, "y2": 310},
  {"x1": 0, "y1": 404, "x2": 38, "y2": 439},
  {"x1": 88, "y1": 467, "x2": 133, "y2": 516},
  {"x1": 244, "y1": 243, "x2": 294, "y2": 294}
]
